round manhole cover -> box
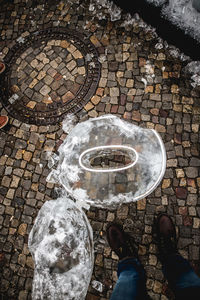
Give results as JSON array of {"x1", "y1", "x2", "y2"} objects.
[{"x1": 0, "y1": 28, "x2": 101, "y2": 125}]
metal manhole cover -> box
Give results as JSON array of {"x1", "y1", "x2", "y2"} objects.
[{"x1": 0, "y1": 28, "x2": 101, "y2": 125}]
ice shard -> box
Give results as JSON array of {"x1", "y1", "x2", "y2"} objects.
[
  {"x1": 48, "y1": 115, "x2": 166, "y2": 209},
  {"x1": 28, "y1": 197, "x2": 94, "y2": 300}
]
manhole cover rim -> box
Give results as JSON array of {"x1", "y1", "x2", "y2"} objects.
[{"x1": 1, "y1": 28, "x2": 101, "y2": 125}]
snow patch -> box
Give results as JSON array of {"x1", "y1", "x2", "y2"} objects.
[{"x1": 184, "y1": 61, "x2": 200, "y2": 88}]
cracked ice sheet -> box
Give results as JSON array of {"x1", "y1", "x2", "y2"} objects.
[
  {"x1": 28, "y1": 197, "x2": 94, "y2": 300},
  {"x1": 47, "y1": 115, "x2": 166, "y2": 210}
]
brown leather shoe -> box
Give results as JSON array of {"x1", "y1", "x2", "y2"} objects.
[
  {"x1": 0, "y1": 62, "x2": 5, "y2": 74},
  {"x1": 0, "y1": 116, "x2": 8, "y2": 129},
  {"x1": 156, "y1": 213, "x2": 178, "y2": 261},
  {"x1": 106, "y1": 223, "x2": 137, "y2": 260}
]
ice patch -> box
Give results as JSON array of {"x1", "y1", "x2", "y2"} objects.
[
  {"x1": 108, "y1": 2, "x2": 122, "y2": 21},
  {"x1": 184, "y1": 61, "x2": 200, "y2": 88},
  {"x1": 47, "y1": 115, "x2": 166, "y2": 209},
  {"x1": 8, "y1": 93, "x2": 19, "y2": 104},
  {"x1": 89, "y1": 3, "x2": 95, "y2": 11},
  {"x1": 85, "y1": 53, "x2": 94, "y2": 62},
  {"x1": 62, "y1": 113, "x2": 78, "y2": 134},
  {"x1": 89, "y1": 0, "x2": 121, "y2": 21},
  {"x1": 28, "y1": 197, "x2": 94, "y2": 300},
  {"x1": 155, "y1": 42, "x2": 164, "y2": 49},
  {"x1": 91, "y1": 280, "x2": 104, "y2": 292},
  {"x1": 141, "y1": 78, "x2": 147, "y2": 88},
  {"x1": 16, "y1": 36, "x2": 25, "y2": 44},
  {"x1": 98, "y1": 55, "x2": 106, "y2": 63}
]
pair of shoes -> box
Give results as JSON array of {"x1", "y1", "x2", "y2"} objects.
[
  {"x1": 0, "y1": 62, "x2": 5, "y2": 74},
  {"x1": 106, "y1": 214, "x2": 177, "y2": 260}
]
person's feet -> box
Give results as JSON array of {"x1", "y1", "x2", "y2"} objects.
[
  {"x1": 0, "y1": 62, "x2": 5, "y2": 74},
  {"x1": 156, "y1": 213, "x2": 178, "y2": 261},
  {"x1": 106, "y1": 223, "x2": 137, "y2": 260}
]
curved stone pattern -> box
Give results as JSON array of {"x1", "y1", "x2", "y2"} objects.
[{"x1": 0, "y1": 28, "x2": 101, "y2": 125}]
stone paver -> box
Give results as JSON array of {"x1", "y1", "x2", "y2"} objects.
[{"x1": 0, "y1": 0, "x2": 200, "y2": 300}]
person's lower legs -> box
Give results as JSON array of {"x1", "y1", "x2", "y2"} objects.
[
  {"x1": 156, "y1": 214, "x2": 200, "y2": 299},
  {"x1": 163, "y1": 254, "x2": 200, "y2": 299},
  {"x1": 107, "y1": 214, "x2": 200, "y2": 300},
  {"x1": 106, "y1": 223, "x2": 149, "y2": 300},
  {"x1": 111, "y1": 258, "x2": 148, "y2": 300}
]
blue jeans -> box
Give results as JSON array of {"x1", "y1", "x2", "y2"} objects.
[{"x1": 111, "y1": 255, "x2": 200, "y2": 300}]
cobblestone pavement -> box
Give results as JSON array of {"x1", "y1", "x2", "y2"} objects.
[{"x1": 0, "y1": 0, "x2": 200, "y2": 299}]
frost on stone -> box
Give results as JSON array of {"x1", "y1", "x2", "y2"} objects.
[
  {"x1": 155, "y1": 42, "x2": 164, "y2": 50},
  {"x1": 89, "y1": 3, "x2": 95, "y2": 11},
  {"x1": 183, "y1": 61, "x2": 200, "y2": 87},
  {"x1": 145, "y1": 61, "x2": 155, "y2": 75},
  {"x1": 141, "y1": 78, "x2": 147, "y2": 88},
  {"x1": 108, "y1": 2, "x2": 121, "y2": 21},
  {"x1": 89, "y1": 0, "x2": 121, "y2": 21},
  {"x1": 53, "y1": 21, "x2": 60, "y2": 26},
  {"x1": 85, "y1": 53, "x2": 94, "y2": 62},
  {"x1": 167, "y1": 45, "x2": 189, "y2": 61},
  {"x1": 48, "y1": 115, "x2": 166, "y2": 209},
  {"x1": 47, "y1": 152, "x2": 59, "y2": 169},
  {"x1": 89, "y1": 61, "x2": 96, "y2": 68},
  {"x1": 141, "y1": 61, "x2": 155, "y2": 85},
  {"x1": 91, "y1": 280, "x2": 104, "y2": 292},
  {"x1": 62, "y1": 113, "x2": 78, "y2": 134},
  {"x1": 8, "y1": 93, "x2": 19, "y2": 104},
  {"x1": 28, "y1": 197, "x2": 94, "y2": 300},
  {"x1": 16, "y1": 36, "x2": 25, "y2": 43},
  {"x1": 98, "y1": 54, "x2": 106, "y2": 63}
]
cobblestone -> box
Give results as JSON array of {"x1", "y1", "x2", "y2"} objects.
[{"x1": 0, "y1": 0, "x2": 200, "y2": 299}]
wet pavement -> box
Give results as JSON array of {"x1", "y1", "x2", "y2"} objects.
[{"x1": 0, "y1": 0, "x2": 200, "y2": 299}]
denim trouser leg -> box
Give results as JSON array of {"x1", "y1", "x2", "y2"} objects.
[
  {"x1": 110, "y1": 258, "x2": 148, "y2": 300},
  {"x1": 163, "y1": 254, "x2": 200, "y2": 299}
]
